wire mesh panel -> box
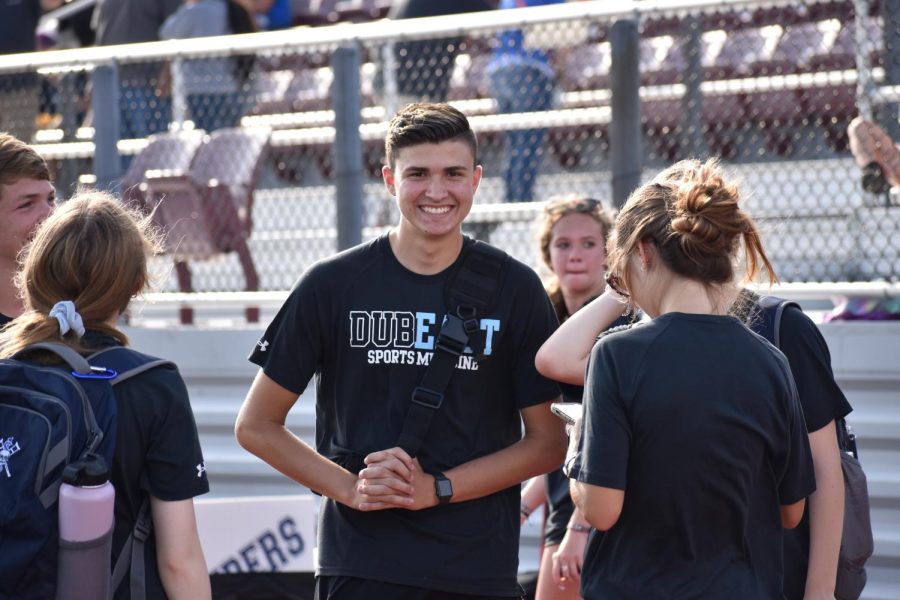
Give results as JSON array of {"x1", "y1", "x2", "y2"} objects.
[{"x1": 2, "y1": 0, "x2": 897, "y2": 292}]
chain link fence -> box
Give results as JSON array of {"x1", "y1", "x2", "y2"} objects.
[{"x1": 0, "y1": 0, "x2": 897, "y2": 294}]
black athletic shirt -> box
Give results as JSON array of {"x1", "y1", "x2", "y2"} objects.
[
  {"x1": 250, "y1": 235, "x2": 561, "y2": 596},
  {"x1": 83, "y1": 331, "x2": 209, "y2": 600},
  {"x1": 570, "y1": 313, "x2": 816, "y2": 599}
]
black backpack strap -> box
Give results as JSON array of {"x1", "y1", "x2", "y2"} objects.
[
  {"x1": 88, "y1": 346, "x2": 176, "y2": 384},
  {"x1": 111, "y1": 498, "x2": 152, "y2": 600},
  {"x1": 754, "y1": 294, "x2": 799, "y2": 348},
  {"x1": 396, "y1": 241, "x2": 510, "y2": 456}
]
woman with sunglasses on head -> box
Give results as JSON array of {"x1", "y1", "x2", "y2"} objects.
[
  {"x1": 537, "y1": 158, "x2": 851, "y2": 600},
  {"x1": 519, "y1": 196, "x2": 628, "y2": 600},
  {"x1": 540, "y1": 158, "x2": 816, "y2": 599}
]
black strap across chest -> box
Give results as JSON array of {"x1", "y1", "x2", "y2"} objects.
[{"x1": 396, "y1": 240, "x2": 510, "y2": 456}]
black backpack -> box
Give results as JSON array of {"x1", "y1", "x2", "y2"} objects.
[
  {"x1": 753, "y1": 296, "x2": 874, "y2": 600},
  {"x1": 0, "y1": 343, "x2": 173, "y2": 600}
]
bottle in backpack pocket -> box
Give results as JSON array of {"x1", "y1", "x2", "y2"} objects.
[{"x1": 56, "y1": 453, "x2": 115, "y2": 600}]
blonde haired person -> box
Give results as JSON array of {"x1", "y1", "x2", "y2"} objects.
[
  {"x1": 520, "y1": 196, "x2": 627, "y2": 600},
  {"x1": 537, "y1": 159, "x2": 851, "y2": 600},
  {"x1": 543, "y1": 159, "x2": 816, "y2": 598},
  {"x1": 0, "y1": 192, "x2": 211, "y2": 599}
]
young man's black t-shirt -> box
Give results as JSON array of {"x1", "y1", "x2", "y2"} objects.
[
  {"x1": 570, "y1": 313, "x2": 816, "y2": 599},
  {"x1": 83, "y1": 332, "x2": 209, "y2": 600},
  {"x1": 249, "y1": 234, "x2": 561, "y2": 596}
]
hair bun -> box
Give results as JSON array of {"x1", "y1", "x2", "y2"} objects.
[{"x1": 670, "y1": 173, "x2": 742, "y2": 257}]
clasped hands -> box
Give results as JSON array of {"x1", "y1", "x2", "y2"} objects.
[{"x1": 346, "y1": 447, "x2": 439, "y2": 512}]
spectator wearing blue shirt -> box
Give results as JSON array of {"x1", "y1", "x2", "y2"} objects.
[{"x1": 488, "y1": 0, "x2": 563, "y2": 203}]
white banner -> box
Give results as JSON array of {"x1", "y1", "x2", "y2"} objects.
[{"x1": 195, "y1": 495, "x2": 316, "y2": 573}]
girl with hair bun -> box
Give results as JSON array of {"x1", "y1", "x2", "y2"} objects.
[
  {"x1": 0, "y1": 192, "x2": 212, "y2": 599},
  {"x1": 537, "y1": 158, "x2": 818, "y2": 598}
]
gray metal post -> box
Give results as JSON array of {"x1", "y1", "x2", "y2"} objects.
[
  {"x1": 610, "y1": 20, "x2": 642, "y2": 208},
  {"x1": 331, "y1": 44, "x2": 364, "y2": 251},
  {"x1": 91, "y1": 64, "x2": 121, "y2": 192},
  {"x1": 680, "y1": 16, "x2": 706, "y2": 158},
  {"x1": 56, "y1": 73, "x2": 81, "y2": 197},
  {"x1": 882, "y1": 0, "x2": 899, "y2": 140}
]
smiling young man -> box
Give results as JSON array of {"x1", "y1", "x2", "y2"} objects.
[
  {"x1": 0, "y1": 132, "x2": 55, "y2": 327},
  {"x1": 236, "y1": 103, "x2": 566, "y2": 600}
]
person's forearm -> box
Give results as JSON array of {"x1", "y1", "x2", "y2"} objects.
[
  {"x1": 236, "y1": 418, "x2": 358, "y2": 506},
  {"x1": 446, "y1": 424, "x2": 566, "y2": 504},
  {"x1": 535, "y1": 289, "x2": 627, "y2": 385},
  {"x1": 805, "y1": 447, "x2": 845, "y2": 594},
  {"x1": 158, "y1": 547, "x2": 211, "y2": 600},
  {"x1": 520, "y1": 475, "x2": 547, "y2": 519}
]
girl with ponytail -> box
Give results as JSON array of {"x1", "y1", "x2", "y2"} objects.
[{"x1": 0, "y1": 192, "x2": 212, "y2": 599}]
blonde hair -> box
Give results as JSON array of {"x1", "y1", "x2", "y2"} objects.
[
  {"x1": 0, "y1": 191, "x2": 162, "y2": 358},
  {"x1": 536, "y1": 195, "x2": 615, "y2": 321},
  {"x1": 606, "y1": 158, "x2": 776, "y2": 297}
]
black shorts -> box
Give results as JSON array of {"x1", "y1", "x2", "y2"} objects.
[{"x1": 315, "y1": 576, "x2": 524, "y2": 600}]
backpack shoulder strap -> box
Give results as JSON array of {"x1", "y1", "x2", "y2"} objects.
[
  {"x1": 88, "y1": 346, "x2": 176, "y2": 386},
  {"x1": 12, "y1": 341, "x2": 93, "y2": 375},
  {"x1": 755, "y1": 295, "x2": 800, "y2": 348},
  {"x1": 445, "y1": 240, "x2": 511, "y2": 317},
  {"x1": 395, "y1": 241, "x2": 510, "y2": 456},
  {"x1": 111, "y1": 498, "x2": 152, "y2": 600}
]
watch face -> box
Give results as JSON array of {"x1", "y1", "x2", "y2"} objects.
[{"x1": 436, "y1": 477, "x2": 453, "y2": 497}]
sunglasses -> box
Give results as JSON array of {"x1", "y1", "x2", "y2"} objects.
[
  {"x1": 544, "y1": 197, "x2": 603, "y2": 215},
  {"x1": 605, "y1": 272, "x2": 629, "y2": 298}
]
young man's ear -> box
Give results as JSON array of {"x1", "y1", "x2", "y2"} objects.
[
  {"x1": 472, "y1": 164, "x2": 483, "y2": 191},
  {"x1": 382, "y1": 165, "x2": 396, "y2": 197}
]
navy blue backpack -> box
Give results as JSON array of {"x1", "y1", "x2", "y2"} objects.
[{"x1": 0, "y1": 342, "x2": 172, "y2": 600}]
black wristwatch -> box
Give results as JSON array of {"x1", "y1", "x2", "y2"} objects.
[{"x1": 433, "y1": 472, "x2": 453, "y2": 505}]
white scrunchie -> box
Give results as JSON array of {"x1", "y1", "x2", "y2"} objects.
[{"x1": 48, "y1": 301, "x2": 86, "y2": 338}]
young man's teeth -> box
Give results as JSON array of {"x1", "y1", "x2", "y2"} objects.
[{"x1": 421, "y1": 206, "x2": 451, "y2": 214}]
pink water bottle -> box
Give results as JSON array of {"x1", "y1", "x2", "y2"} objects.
[
  {"x1": 56, "y1": 453, "x2": 115, "y2": 600},
  {"x1": 58, "y1": 453, "x2": 115, "y2": 541}
]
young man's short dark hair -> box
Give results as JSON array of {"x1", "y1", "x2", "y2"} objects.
[
  {"x1": 384, "y1": 102, "x2": 478, "y2": 169},
  {"x1": 0, "y1": 132, "x2": 50, "y2": 195}
]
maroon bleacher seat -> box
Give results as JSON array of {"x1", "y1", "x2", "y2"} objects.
[
  {"x1": 801, "y1": 19, "x2": 884, "y2": 142},
  {"x1": 743, "y1": 22, "x2": 828, "y2": 136},
  {"x1": 560, "y1": 42, "x2": 611, "y2": 92},
  {"x1": 447, "y1": 53, "x2": 492, "y2": 100},
  {"x1": 640, "y1": 36, "x2": 679, "y2": 86},
  {"x1": 249, "y1": 70, "x2": 298, "y2": 115},
  {"x1": 120, "y1": 129, "x2": 205, "y2": 211},
  {"x1": 288, "y1": 68, "x2": 333, "y2": 111},
  {"x1": 809, "y1": 18, "x2": 884, "y2": 72},
  {"x1": 750, "y1": 22, "x2": 825, "y2": 76},
  {"x1": 142, "y1": 127, "x2": 269, "y2": 303},
  {"x1": 334, "y1": 0, "x2": 389, "y2": 22}
]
